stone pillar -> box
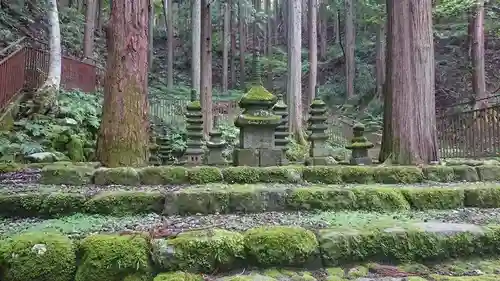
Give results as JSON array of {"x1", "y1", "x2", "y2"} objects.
[
  {"x1": 346, "y1": 123, "x2": 374, "y2": 165},
  {"x1": 273, "y1": 94, "x2": 290, "y2": 165},
  {"x1": 307, "y1": 96, "x2": 332, "y2": 165},
  {"x1": 182, "y1": 90, "x2": 204, "y2": 165},
  {"x1": 205, "y1": 116, "x2": 228, "y2": 165}
]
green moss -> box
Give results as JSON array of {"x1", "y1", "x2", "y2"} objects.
[
  {"x1": 92, "y1": 167, "x2": 140, "y2": 185},
  {"x1": 188, "y1": 166, "x2": 223, "y2": 184},
  {"x1": 138, "y1": 166, "x2": 189, "y2": 185},
  {"x1": 75, "y1": 234, "x2": 151, "y2": 281},
  {"x1": 475, "y1": 165, "x2": 500, "y2": 181},
  {"x1": 0, "y1": 193, "x2": 85, "y2": 218},
  {"x1": 66, "y1": 135, "x2": 85, "y2": 162},
  {"x1": 244, "y1": 226, "x2": 318, "y2": 266},
  {"x1": 259, "y1": 166, "x2": 303, "y2": 183},
  {"x1": 153, "y1": 272, "x2": 203, "y2": 281},
  {"x1": 464, "y1": 187, "x2": 500, "y2": 207},
  {"x1": 187, "y1": 100, "x2": 202, "y2": 110},
  {"x1": 430, "y1": 275, "x2": 498, "y2": 281},
  {"x1": 152, "y1": 229, "x2": 244, "y2": 272},
  {"x1": 286, "y1": 188, "x2": 356, "y2": 211},
  {"x1": 241, "y1": 85, "x2": 276, "y2": 102},
  {"x1": 0, "y1": 232, "x2": 75, "y2": 281},
  {"x1": 353, "y1": 188, "x2": 410, "y2": 211},
  {"x1": 40, "y1": 165, "x2": 94, "y2": 185},
  {"x1": 338, "y1": 166, "x2": 375, "y2": 184},
  {"x1": 0, "y1": 162, "x2": 23, "y2": 173},
  {"x1": 451, "y1": 166, "x2": 479, "y2": 181},
  {"x1": 372, "y1": 166, "x2": 424, "y2": 184},
  {"x1": 402, "y1": 188, "x2": 464, "y2": 210},
  {"x1": 223, "y1": 275, "x2": 277, "y2": 281},
  {"x1": 422, "y1": 166, "x2": 457, "y2": 182},
  {"x1": 222, "y1": 166, "x2": 262, "y2": 183},
  {"x1": 85, "y1": 191, "x2": 164, "y2": 215},
  {"x1": 302, "y1": 166, "x2": 343, "y2": 184}
]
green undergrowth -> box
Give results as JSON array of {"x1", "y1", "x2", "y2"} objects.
[
  {"x1": 3, "y1": 182, "x2": 500, "y2": 218},
  {"x1": 3, "y1": 162, "x2": 500, "y2": 186},
  {"x1": 3, "y1": 225, "x2": 500, "y2": 279}
]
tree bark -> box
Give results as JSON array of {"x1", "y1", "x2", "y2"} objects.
[
  {"x1": 344, "y1": 0, "x2": 355, "y2": 99},
  {"x1": 307, "y1": 0, "x2": 317, "y2": 106},
  {"x1": 471, "y1": 0, "x2": 487, "y2": 109},
  {"x1": 318, "y1": 1, "x2": 327, "y2": 59},
  {"x1": 238, "y1": 0, "x2": 246, "y2": 90},
  {"x1": 192, "y1": 0, "x2": 201, "y2": 95},
  {"x1": 97, "y1": 0, "x2": 150, "y2": 167},
  {"x1": 222, "y1": 3, "x2": 230, "y2": 94},
  {"x1": 148, "y1": 0, "x2": 154, "y2": 70},
  {"x1": 333, "y1": 8, "x2": 340, "y2": 44},
  {"x1": 287, "y1": 0, "x2": 306, "y2": 144},
  {"x1": 380, "y1": 0, "x2": 438, "y2": 165},
  {"x1": 230, "y1": 0, "x2": 237, "y2": 89},
  {"x1": 375, "y1": 21, "x2": 385, "y2": 100},
  {"x1": 265, "y1": 0, "x2": 273, "y2": 89},
  {"x1": 167, "y1": 0, "x2": 174, "y2": 88},
  {"x1": 201, "y1": 0, "x2": 213, "y2": 135},
  {"x1": 83, "y1": 0, "x2": 96, "y2": 62}
]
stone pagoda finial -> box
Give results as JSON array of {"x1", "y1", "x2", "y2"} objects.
[
  {"x1": 251, "y1": 51, "x2": 262, "y2": 86},
  {"x1": 182, "y1": 93, "x2": 204, "y2": 165}
]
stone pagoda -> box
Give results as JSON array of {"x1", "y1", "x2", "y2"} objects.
[
  {"x1": 182, "y1": 89, "x2": 204, "y2": 165},
  {"x1": 205, "y1": 116, "x2": 228, "y2": 166},
  {"x1": 307, "y1": 92, "x2": 331, "y2": 165},
  {"x1": 273, "y1": 94, "x2": 289, "y2": 165},
  {"x1": 233, "y1": 53, "x2": 282, "y2": 167},
  {"x1": 346, "y1": 123, "x2": 374, "y2": 165}
]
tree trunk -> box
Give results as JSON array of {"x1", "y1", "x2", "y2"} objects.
[
  {"x1": 97, "y1": 0, "x2": 150, "y2": 167},
  {"x1": 334, "y1": 9, "x2": 340, "y2": 44},
  {"x1": 192, "y1": 0, "x2": 201, "y2": 95},
  {"x1": 287, "y1": 0, "x2": 306, "y2": 144},
  {"x1": 471, "y1": 0, "x2": 487, "y2": 109},
  {"x1": 222, "y1": 3, "x2": 230, "y2": 94},
  {"x1": 229, "y1": 0, "x2": 237, "y2": 89},
  {"x1": 238, "y1": 0, "x2": 246, "y2": 90},
  {"x1": 148, "y1": 0, "x2": 154, "y2": 70},
  {"x1": 307, "y1": 0, "x2": 317, "y2": 106},
  {"x1": 201, "y1": 0, "x2": 213, "y2": 135},
  {"x1": 375, "y1": 21, "x2": 385, "y2": 100},
  {"x1": 344, "y1": 0, "x2": 355, "y2": 99},
  {"x1": 97, "y1": 0, "x2": 104, "y2": 30},
  {"x1": 27, "y1": 0, "x2": 61, "y2": 117},
  {"x1": 265, "y1": 0, "x2": 273, "y2": 89},
  {"x1": 83, "y1": 0, "x2": 96, "y2": 62},
  {"x1": 318, "y1": 1, "x2": 327, "y2": 59},
  {"x1": 380, "y1": 0, "x2": 438, "y2": 165},
  {"x1": 167, "y1": 0, "x2": 174, "y2": 88}
]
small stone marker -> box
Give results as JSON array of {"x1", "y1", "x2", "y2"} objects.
[
  {"x1": 307, "y1": 94, "x2": 332, "y2": 165},
  {"x1": 233, "y1": 53, "x2": 282, "y2": 167},
  {"x1": 182, "y1": 89, "x2": 204, "y2": 165},
  {"x1": 345, "y1": 123, "x2": 374, "y2": 165},
  {"x1": 273, "y1": 94, "x2": 290, "y2": 165},
  {"x1": 205, "y1": 116, "x2": 228, "y2": 166}
]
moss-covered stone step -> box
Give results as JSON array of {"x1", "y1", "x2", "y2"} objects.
[
  {"x1": 31, "y1": 163, "x2": 500, "y2": 185},
  {"x1": 3, "y1": 225, "x2": 500, "y2": 280},
  {"x1": 5, "y1": 183, "x2": 500, "y2": 217}
]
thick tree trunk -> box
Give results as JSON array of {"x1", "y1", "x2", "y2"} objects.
[
  {"x1": 83, "y1": 0, "x2": 96, "y2": 62},
  {"x1": 97, "y1": 0, "x2": 150, "y2": 167},
  {"x1": 471, "y1": 0, "x2": 487, "y2": 109},
  {"x1": 148, "y1": 0, "x2": 154, "y2": 70},
  {"x1": 265, "y1": 0, "x2": 273, "y2": 89},
  {"x1": 27, "y1": 0, "x2": 61, "y2": 117},
  {"x1": 192, "y1": 0, "x2": 201, "y2": 94},
  {"x1": 287, "y1": 0, "x2": 306, "y2": 144},
  {"x1": 167, "y1": 0, "x2": 174, "y2": 88},
  {"x1": 375, "y1": 22, "x2": 385, "y2": 100},
  {"x1": 380, "y1": 0, "x2": 438, "y2": 165},
  {"x1": 201, "y1": 0, "x2": 213, "y2": 135},
  {"x1": 318, "y1": 2, "x2": 327, "y2": 59},
  {"x1": 238, "y1": 0, "x2": 246, "y2": 90},
  {"x1": 222, "y1": 3, "x2": 230, "y2": 94},
  {"x1": 344, "y1": 0, "x2": 355, "y2": 99},
  {"x1": 307, "y1": 0, "x2": 317, "y2": 106},
  {"x1": 333, "y1": 9, "x2": 340, "y2": 44}
]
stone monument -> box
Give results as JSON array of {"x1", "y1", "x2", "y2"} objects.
[
  {"x1": 182, "y1": 90, "x2": 204, "y2": 165},
  {"x1": 307, "y1": 93, "x2": 331, "y2": 165},
  {"x1": 273, "y1": 94, "x2": 289, "y2": 164},
  {"x1": 205, "y1": 116, "x2": 228, "y2": 166},
  {"x1": 346, "y1": 123, "x2": 374, "y2": 165},
  {"x1": 233, "y1": 53, "x2": 282, "y2": 167}
]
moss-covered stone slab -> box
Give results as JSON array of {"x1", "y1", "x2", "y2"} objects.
[
  {"x1": 93, "y1": 167, "x2": 140, "y2": 186},
  {"x1": 75, "y1": 234, "x2": 152, "y2": 281},
  {"x1": 151, "y1": 229, "x2": 244, "y2": 272},
  {"x1": 40, "y1": 165, "x2": 94, "y2": 185},
  {"x1": 0, "y1": 232, "x2": 76, "y2": 281},
  {"x1": 84, "y1": 191, "x2": 164, "y2": 216},
  {"x1": 138, "y1": 166, "x2": 189, "y2": 185}
]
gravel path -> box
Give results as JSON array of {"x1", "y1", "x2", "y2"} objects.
[{"x1": 3, "y1": 208, "x2": 500, "y2": 239}]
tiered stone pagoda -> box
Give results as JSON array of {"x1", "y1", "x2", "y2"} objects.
[
  {"x1": 205, "y1": 116, "x2": 228, "y2": 166},
  {"x1": 182, "y1": 89, "x2": 204, "y2": 165},
  {"x1": 307, "y1": 92, "x2": 331, "y2": 165},
  {"x1": 346, "y1": 123, "x2": 374, "y2": 165},
  {"x1": 273, "y1": 94, "x2": 289, "y2": 164},
  {"x1": 233, "y1": 53, "x2": 282, "y2": 166}
]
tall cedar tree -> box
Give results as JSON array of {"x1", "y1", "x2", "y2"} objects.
[{"x1": 97, "y1": 0, "x2": 150, "y2": 167}]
